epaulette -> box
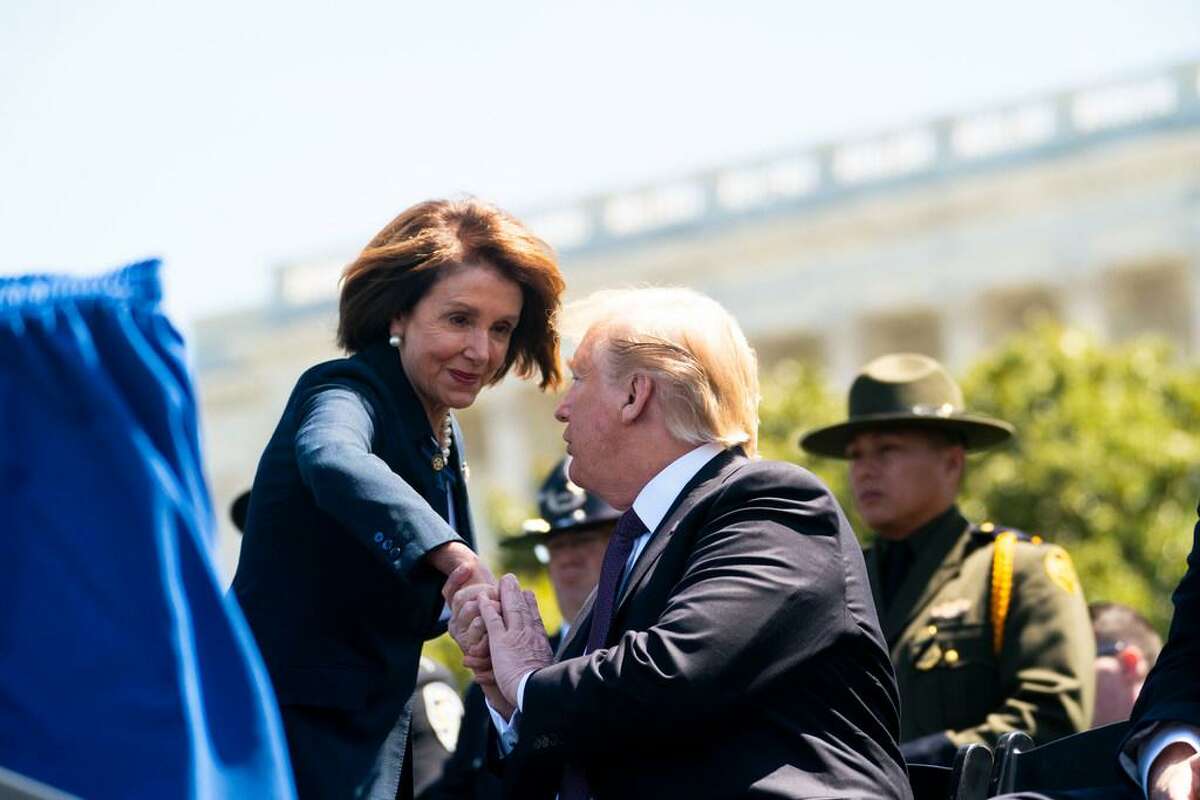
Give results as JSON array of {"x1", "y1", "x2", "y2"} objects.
[
  {"x1": 971, "y1": 521, "x2": 1044, "y2": 545},
  {"x1": 972, "y1": 522, "x2": 1045, "y2": 655}
]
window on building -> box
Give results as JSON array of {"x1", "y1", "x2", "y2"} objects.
[
  {"x1": 1104, "y1": 259, "x2": 1193, "y2": 350},
  {"x1": 751, "y1": 332, "x2": 825, "y2": 371},
  {"x1": 979, "y1": 286, "x2": 1062, "y2": 345}
]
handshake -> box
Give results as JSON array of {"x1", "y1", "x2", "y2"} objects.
[{"x1": 441, "y1": 562, "x2": 557, "y2": 719}]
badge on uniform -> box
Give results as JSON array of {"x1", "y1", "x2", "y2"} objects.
[
  {"x1": 1043, "y1": 547, "x2": 1081, "y2": 595},
  {"x1": 915, "y1": 642, "x2": 944, "y2": 671},
  {"x1": 422, "y1": 682, "x2": 465, "y2": 752},
  {"x1": 928, "y1": 598, "x2": 971, "y2": 621}
]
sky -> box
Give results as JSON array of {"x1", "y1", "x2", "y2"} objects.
[{"x1": 3, "y1": 1, "x2": 1200, "y2": 328}]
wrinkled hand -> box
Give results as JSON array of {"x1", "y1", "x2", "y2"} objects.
[
  {"x1": 478, "y1": 574, "x2": 554, "y2": 708},
  {"x1": 1149, "y1": 744, "x2": 1200, "y2": 800}
]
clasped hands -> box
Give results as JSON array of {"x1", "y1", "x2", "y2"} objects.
[{"x1": 443, "y1": 566, "x2": 554, "y2": 719}]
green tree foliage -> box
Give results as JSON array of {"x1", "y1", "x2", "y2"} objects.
[
  {"x1": 757, "y1": 358, "x2": 864, "y2": 535},
  {"x1": 957, "y1": 323, "x2": 1200, "y2": 632}
]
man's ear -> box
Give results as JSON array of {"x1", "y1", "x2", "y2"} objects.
[
  {"x1": 943, "y1": 444, "x2": 966, "y2": 483},
  {"x1": 620, "y1": 373, "x2": 654, "y2": 424}
]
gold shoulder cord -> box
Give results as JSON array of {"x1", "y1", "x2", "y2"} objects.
[{"x1": 990, "y1": 531, "x2": 1018, "y2": 655}]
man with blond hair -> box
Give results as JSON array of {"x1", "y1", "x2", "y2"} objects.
[{"x1": 446, "y1": 288, "x2": 911, "y2": 799}]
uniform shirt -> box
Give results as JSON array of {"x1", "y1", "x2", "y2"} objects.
[{"x1": 866, "y1": 505, "x2": 1095, "y2": 763}]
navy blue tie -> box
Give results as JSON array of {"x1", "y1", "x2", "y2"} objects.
[
  {"x1": 560, "y1": 509, "x2": 647, "y2": 800},
  {"x1": 584, "y1": 509, "x2": 648, "y2": 654}
]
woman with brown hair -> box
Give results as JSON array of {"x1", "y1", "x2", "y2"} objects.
[{"x1": 231, "y1": 198, "x2": 564, "y2": 799}]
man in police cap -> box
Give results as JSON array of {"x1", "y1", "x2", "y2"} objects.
[
  {"x1": 429, "y1": 458, "x2": 616, "y2": 799},
  {"x1": 800, "y1": 353, "x2": 1095, "y2": 765}
]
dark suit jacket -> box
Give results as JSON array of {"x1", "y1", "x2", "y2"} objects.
[
  {"x1": 232, "y1": 341, "x2": 473, "y2": 799},
  {"x1": 507, "y1": 450, "x2": 911, "y2": 799},
  {"x1": 1122, "y1": 501, "x2": 1200, "y2": 766},
  {"x1": 428, "y1": 633, "x2": 562, "y2": 800},
  {"x1": 994, "y1": 505, "x2": 1200, "y2": 800}
]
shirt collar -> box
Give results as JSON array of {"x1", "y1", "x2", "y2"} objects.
[
  {"x1": 882, "y1": 504, "x2": 965, "y2": 556},
  {"x1": 631, "y1": 442, "x2": 724, "y2": 533}
]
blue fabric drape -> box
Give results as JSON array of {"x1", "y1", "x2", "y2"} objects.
[{"x1": 0, "y1": 261, "x2": 295, "y2": 799}]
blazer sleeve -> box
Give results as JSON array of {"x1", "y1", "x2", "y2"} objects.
[
  {"x1": 946, "y1": 542, "x2": 1096, "y2": 749},
  {"x1": 1128, "y1": 512, "x2": 1200, "y2": 734},
  {"x1": 518, "y1": 467, "x2": 848, "y2": 759},
  {"x1": 293, "y1": 384, "x2": 464, "y2": 577}
]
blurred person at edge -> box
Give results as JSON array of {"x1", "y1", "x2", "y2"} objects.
[
  {"x1": 230, "y1": 198, "x2": 565, "y2": 800},
  {"x1": 428, "y1": 458, "x2": 617, "y2": 800},
  {"x1": 992, "y1": 512, "x2": 1200, "y2": 799},
  {"x1": 1090, "y1": 603, "x2": 1162, "y2": 728}
]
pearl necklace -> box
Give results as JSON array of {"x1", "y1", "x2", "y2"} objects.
[{"x1": 432, "y1": 414, "x2": 452, "y2": 471}]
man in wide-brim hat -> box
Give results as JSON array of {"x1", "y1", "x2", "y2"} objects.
[{"x1": 801, "y1": 353, "x2": 1095, "y2": 766}]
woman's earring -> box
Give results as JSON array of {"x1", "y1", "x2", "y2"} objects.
[{"x1": 388, "y1": 334, "x2": 401, "y2": 348}]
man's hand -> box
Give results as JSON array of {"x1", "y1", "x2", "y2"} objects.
[
  {"x1": 444, "y1": 573, "x2": 514, "y2": 718},
  {"x1": 478, "y1": 574, "x2": 555, "y2": 707},
  {"x1": 1149, "y1": 743, "x2": 1200, "y2": 800}
]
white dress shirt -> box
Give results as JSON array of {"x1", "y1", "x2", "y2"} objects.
[
  {"x1": 1132, "y1": 722, "x2": 1200, "y2": 796},
  {"x1": 487, "y1": 442, "x2": 725, "y2": 752}
]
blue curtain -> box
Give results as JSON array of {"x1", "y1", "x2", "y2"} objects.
[{"x1": 0, "y1": 261, "x2": 294, "y2": 799}]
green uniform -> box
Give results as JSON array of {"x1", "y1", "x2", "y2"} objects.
[{"x1": 866, "y1": 506, "x2": 1095, "y2": 764}]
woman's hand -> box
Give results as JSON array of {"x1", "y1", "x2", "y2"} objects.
[
  {"x1": 446, "y1": 577, "x2": 497, "y2": 661},
  {"x1": 428, "y1": 541, "x2": 490, "y2": 581},
  {"x1": 440, "y1": 552, "x2": 500, "y2": 684}
]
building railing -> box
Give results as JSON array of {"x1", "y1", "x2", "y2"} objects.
[
  {"x1": 271, "y1": 60, "x2": 1200, "y2": 310},
  {"x1": 524, "y1": 60, "x2": 1200, "y2": 255}
]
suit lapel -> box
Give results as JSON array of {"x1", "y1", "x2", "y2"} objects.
[
  {"x1": 615, "y1": 450, "x2": 740, "y2": 615},
  {"x1": 865, "y1": 546, "x2": 884, "y2": 610},
  {"x1": 354, "y1": 342, "x2": 448, "y2": 517},
  {"x1": 555, "y1": 449, "x2": 741, "y2": 660},
  {"x1": 557, "y1": 590, "x2": 595, "y2": 659},
  {"x1": 448, "y1": 415, "x2": 474, "y2": 547}
]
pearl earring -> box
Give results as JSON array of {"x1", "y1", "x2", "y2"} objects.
[{"x1": 388, "y1": 334, "x2": 401, "y2": 348}]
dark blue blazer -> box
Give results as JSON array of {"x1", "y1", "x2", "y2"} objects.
[
  {"x1": 232, "y1": 341, "x2": 473, "y2": 799},
  {"x1": 1123, "y1": 503, "x2": 1200, "y2": 759}
]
